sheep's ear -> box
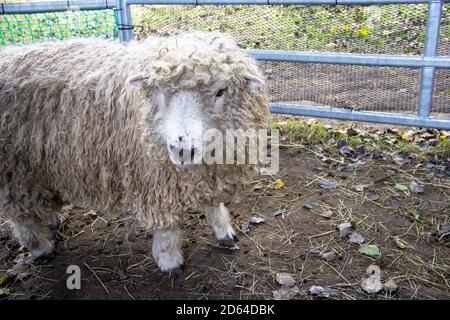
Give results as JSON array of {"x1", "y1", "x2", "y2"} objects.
[
  {"x1": 244, "y1": 74, "x2": 264, "y2": 91},
  {"x1": 128, "y1": 74, "x2": 148, "y2": 88}
]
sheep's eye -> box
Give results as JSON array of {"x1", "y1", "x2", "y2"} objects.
[{"x1": 216, "y1": 89, "x2": 225, "y2": 97}]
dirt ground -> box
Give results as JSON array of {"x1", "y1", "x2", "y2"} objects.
[{"x1": 0, "y1": 118, "x2": 449, "y2": 300}]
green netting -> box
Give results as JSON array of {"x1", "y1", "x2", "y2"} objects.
[{"x1": 0, "y1": 9, "x2": 118, "y2": 46}]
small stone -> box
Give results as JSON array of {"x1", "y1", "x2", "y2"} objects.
[
  {"x1": 338, "y1": 222, "x2": 352, "y2": 238},
  {"x1": 241, "y1": 223, "x2": 250, "y2": 234},
  {"x1": 321, "y1": 251, "x2": 337, "y2": 262},
  {"x1": 409, "y1": 181, "x2": 425, "y2": 194},
  {"x1": 383, "y1": 279, "x2": 398, "y2": 294},
  {"x1": 273, "y1": 286, "x2": 299, "y2": 300},
  {"x1": 349, "y1": 232, "x2": 365, "y2": 244},
  {"x1": 388, "y1": 199, "x2": 401, "y2": 210},
  {"x1": 273, "y1": 208, "x2": 287, "y2": 217},
  {"x1": 309, "y1": 286, "x2": 338, "y2": 298},
  {"x1": 249, "y1": 217, "x2": 265, "y2": 224},
  {"x1": 276, "y1": 273, "x2": 296, "y2": 287},
  {"x1": 361, "y1": 265, "x2": 383, "y2": 294},
  {"x1": 440, "y1": 224, "x2": 450, "y2": 237},
  {"x1": 367, "y1": 190, "x2": 380, "y2": 201},
  {"x1": 320, "y1": 180, "x2": 339, "y2": 190},
  {"x1": 320, "y1": 210, "x2": 333, "y2": 219},
  {"x1": 308, "y1": 247, "x2": 320, "y2": 254},
  {"x1": 303, "y1": 203, "x2": 314, "y2": 210}
]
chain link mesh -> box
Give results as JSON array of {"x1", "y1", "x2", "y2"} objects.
[
  {"x1": 133, "y1": 4, "x2": 450, "y2": 114},
  {"x1": 0, "y1": 9, "x2": 117, "y2": 46},
  {"x1": 0, "y1": 3, "x2": 448, "y2": 115}
]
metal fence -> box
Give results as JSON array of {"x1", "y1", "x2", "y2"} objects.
[{"x1": 1, "y1": 0, "x2": 450, "y2": 129}]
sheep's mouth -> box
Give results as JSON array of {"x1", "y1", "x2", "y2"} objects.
[{"x1": 167, "y1": 145, "x2": 203, "y2": 166}]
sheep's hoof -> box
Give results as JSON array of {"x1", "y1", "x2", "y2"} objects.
[
  {"x1": 169, "y1": 265, "x2": 185, "y2": 278},
  {"x1": 30, "y1": 239, "x2": 54, "y2": 258},
  {"x1": 219, "y1": 234, "x2": 238, "y2": 247}
]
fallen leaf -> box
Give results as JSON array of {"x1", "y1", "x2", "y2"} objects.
[
  {"x1": 321, "y1": 251, "x2": 337, "y2": 262},
  {"x1": 339, "y1": 145, "x2": 356, "y2": 158},
  {"x1": 273, "y1": 208, "x2": 287, "y2": 217},
  {"x1": 303, "y1": 203, "x2": 314, "y2": 210},
  {"x1": 355, "y1": 184, "x2": 366, "y2": 192},
  {"x1": 423, "y1": 232, "x2": 434, "y2": 243},
  {"x1": 383, "y1": 279, "x2": 398, "y2": 294},
  {"x1": 440, "y1": 224, "x2": 450, "y2": 237},
  {"x1": 0, "y1": 288, "x2": 10, "y2": 296},
  {"x1": 7, "y1": 254, "x2": 34, "y2": 281},
  {"x1": 57, "y1": 211, "x2": 70, "y2": 224},
  {"x1": 409, "y1": 181, "x2": 425, "y2": 194},
  {"x1": 115, "y1": 268, "x2": 127, "y2": 281},
  {"x1": 393, "y1": 155, "x2": 408, "y2": 165},
  {"x1": 393, "y1": 236, "x2": 412, "y2": 249},
  {"x1": 394, "y1": 183, "x2": 408, "y2": 192},
  {"x1": 413, "y1": 210, "x2": 423, "y2": 220},
  {"x1": 337, "y1": 139, "x2": 347, "y2": 148},
  {"x1": 388, "y1": 198, "x2": 401, "y2": 210},
  {"x1": 349, "y1": 232, "x2": 365, "y2": 244},
  {"x1": 273, "y1": 286, "x2": 299, "y2": 300},
  {"x1": 359, "y1": 244, "x2": 380, "y2": 256},
  {"x1": 320, "y1": 210, "x2": 333, "y2": 219},
  {"x1": 249, "y1": 217, "x2": 265, "y2": 224},
  {"x1": 6, "y1": 264, "x2": 32, "y2": 281},
  {"x1": 320, "y1": 180, "x2": 338, "y2": 190},
  {"x1": 361, "y1": 265, "x2": 383, "y2": 294},
  {"x1": 0, "y1": 274, "x2": 11, "y2": 286},
  {"x1": 309, "y1": 286, "x2": 338, "y2": 298},
  {"x1": 367, "y1": 190, "x2": 380, "y2": 201},
  {"x1": 274, "y1": 179, "x2": 284, "y2": 189},
  {"x1": 308, "y1": 247, "x2": 321, "y2": 254},
  {"x1": 276, "y1": 273, "x2": 296, "y2": 287},
  {"x1": 355, "y1": 145, "x2": 368, "y2": 156},
  {"x1": 240, "y1": 223, "x2": 250, "y2": 234},
  {"x1": 338, "y1": 222, "x2": 352, "y2": 238}
]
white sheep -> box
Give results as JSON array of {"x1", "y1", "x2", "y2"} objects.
[{"x1": 0, "y1": 32, "x2": 269, "y2": 272}]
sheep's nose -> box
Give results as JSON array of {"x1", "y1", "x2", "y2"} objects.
[{"x1": 167, "y1": 143, "x2": 201, "y2": 165}]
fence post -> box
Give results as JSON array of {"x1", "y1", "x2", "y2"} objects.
[
  {"x1": 116, "y1": 0, "x2": 133, "y2": 42},
  {"x1": 417, "y1": 0, "x2": 442, "y2": 118}
]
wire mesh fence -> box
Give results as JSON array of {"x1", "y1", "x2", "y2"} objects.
[
  {"x1": 262, "y1": 61, "x2": 421, "y2": 113},
  {"x1": 0, "y1": 1, "x2": 449, "y2": 121},
  {"x1": 132, "y1": 4, "x2": 437, "y2": 55},
  {"x1": 439, "y1": 3, "x2": 450, "y2": 56},
  {"x1": 132, "y1": 4, "x2": 450, "y2": 114},
  {"x1": 433, "y1": 68, "x2": 450, "y2": 114},
  {"x1": 0, "y1": 9, "x2": 117, "y2": 45}
]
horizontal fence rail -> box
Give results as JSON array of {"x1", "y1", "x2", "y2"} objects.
[{"x1": 1, "y1": 0, "x2": 450, "y2": 129}]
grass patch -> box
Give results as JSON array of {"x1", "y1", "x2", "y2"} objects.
[
  {"x1": 430, "y1": 138, "x2": 450, "y2": 158},
  {"x1": 270, "y1": 120, "x2": 329, "y2": 145}
]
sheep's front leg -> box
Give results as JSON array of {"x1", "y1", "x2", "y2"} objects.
[
  {"x1": 205, "y1": 203, "x2": 237, "y2": 246},
  {"x1": 152, "y1": 226, "x2": 184, "y2": 273},
  {"x1": 9, "y1": 215, "x2": 54, "y2": 257}
]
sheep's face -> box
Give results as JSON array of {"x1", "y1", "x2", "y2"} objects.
[
  {"x1": 130, "y1": 76, "x2": 263, "y2": 165},
  {"x1": 129, "y1": 75, "x2": 263, "y2": 165},
  {"x1": 128, "y1": 32, "x2": 268, "y2": 166}
]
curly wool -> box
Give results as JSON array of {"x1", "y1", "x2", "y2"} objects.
[{"x1": 0, "y1": 32, "x2": 269, "y2": 230}]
